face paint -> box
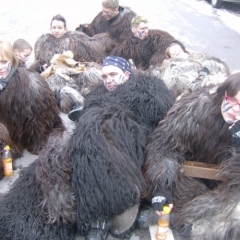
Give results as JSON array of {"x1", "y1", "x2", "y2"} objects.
[
  {"x1": 222, "y1": 100, "x2": 232, "y2": 113},
  {"x1": 0, "y1": 61, "x2": 11, "y2": 79},
  {"x1": 137, "y1": 31, "x2": 145, "y2": 37}
]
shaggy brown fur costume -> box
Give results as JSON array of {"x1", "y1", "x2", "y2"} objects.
[
  {"x1": 29, "y1": 31, "x2": 114, "y2": 73},
  {"x1": 110, "y1": 29, "x2": 178, "y2": 70},
  {"x1": 142, "y1": 80, "x2": 240, "y2": 239},
  {"x1": 76, "y1": 6, "x2": 136, "y2": 43},
  {"x1": 150, "y1": 52, "x2": 231, "y2": 100},
  {"x1": 0, "y1": 67, "x2": 65, "y2": 178},
  {"x1": 0, "y1": 130, "x2": 77, "y2": 239},
  {"x1": 175, "y1": 154, "x2": 240, "y2": 240}
]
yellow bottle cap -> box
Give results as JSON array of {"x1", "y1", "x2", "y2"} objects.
[
  {"x1": 5, "y1": 145, "x2": 10, "y2": 150},
  {"x1": 163, "y1": 206, "x2": 171, "y2": 215}
]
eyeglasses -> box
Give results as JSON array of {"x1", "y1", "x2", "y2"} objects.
[{"x1": 225, "y1": 92, "x2": 240, "y2": 107}]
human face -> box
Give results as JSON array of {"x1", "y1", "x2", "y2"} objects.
[
  {"x1": 50, "y1": 20, "x2": 67, "y2": 38},
  {"x1": 14, "y1": 48, "x2": 32, "y2": 63},
  {"x1": 221, "y1": 91, "x2": 240, "y2": 124},
  {"x1": 0, "y1": 55, "x2": 11, "y2": 80},
  {"x1": 132, "y1": 22, "x2": 149, "y2": 40},
  {"x1": 101, "y1": 65, "x2": 130, "y2": 91},
  {"x1": 102, "y1": 6, "x2": 118, "y2": 20},
  {"x1": 169, "y1": 44, "x2": 188, "y2": 59}
]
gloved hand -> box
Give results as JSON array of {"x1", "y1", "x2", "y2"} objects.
[
  {"x1": 198, "y1": 67, "x2": 210, "y2": 76},
  {"x1": 229, "y1": 120, "x2": 240, "y2": 138},
  {"x1": 151, "y1": 190, "x2": 173, "y2": 212}
]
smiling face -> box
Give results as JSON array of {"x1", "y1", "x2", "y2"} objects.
[
  {"x1": 50, "y1": 20, "x2": 67, "y2": 38},
  {"x1": 221, "y1": 91, "x2": 240, "y2": 124},
  {"x1": 101, "y1": 65, "x2": 130, "y2": 91}
]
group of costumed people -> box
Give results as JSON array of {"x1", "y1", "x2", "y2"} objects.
[{"x1": 1, "y1": 0, "x2": 240, "y2": 240}]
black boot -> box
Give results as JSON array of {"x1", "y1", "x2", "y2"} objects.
[
  {"x1": 85, "y1": 217, "x2": 113, "y2": 240},
  {"x1": 135, "y1": 206, "x2": 159, "y2": 229}
]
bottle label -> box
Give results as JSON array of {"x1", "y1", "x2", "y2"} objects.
[{"x1": 3, "y1": 159, "x2": 13, "y2": 176}]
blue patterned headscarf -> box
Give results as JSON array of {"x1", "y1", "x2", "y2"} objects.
[{"x1": 102, "y1": 56, "x2": 131, "y2": 73}]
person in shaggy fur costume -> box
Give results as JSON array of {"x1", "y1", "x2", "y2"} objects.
[
  {"x1": 0, "y1": 130, "x2": 78, "y2": 239},
  {"x1": 68, "y1": 55, "x2": 174, "y2": 239},
  {"x1": 109, "y1": 15, "x2": 179, "y2": 70},
  {"x1": 149, "y1": 42, "x2": 231, "y2": 100},
  {"x1": 142, "y1": 72, "x2": 240, "y2": 240},
  {"x1": 75, "y1": 0, "x2": 136, "y2": 43},
  {"x1": 0, "y1": 40, "x2": 65, "y2": 180},
  {"x1": 29, "y1": 14, "x2": 115, "y2": 74}
]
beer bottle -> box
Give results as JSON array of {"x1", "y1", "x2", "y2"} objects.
[
  {"x1": 156, "y1": 206, "x2": 171, "y2": 240},
  {"x1": 2, "y1": 145, "x2": 13, "y2": 176}
]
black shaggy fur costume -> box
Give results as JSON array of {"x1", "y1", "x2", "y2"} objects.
[
  {"x1": 29, "y1": 31, "x2": 114, "y2": 73},
  {"x1": 0, "y1": 131, "x2": 77, "y2": 239},
  {"x1": 142, "y1": 79, "x2": 240, "y2": 239},
  {"x1": 76, "y1": 6, "x2": 136, "y2": 43},
  {"x1": 110, "y1": 29, "x2": 178, "y2": 70},
  {"x1": 69, "y1": 73, "x2": 174, "y2": 236},
  {"x1": 0, "y1": 67, "x2": 64, "y2": 178},
  {"x1": 69, "y1": 105, "x2": 149, "y2": 235}
]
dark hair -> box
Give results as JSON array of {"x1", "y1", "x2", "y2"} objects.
[
  {"x1": 165, "y1": 41, "x2": 189, "y2": 59},
  {"x1": 50, "y1": 14, "x2": 66, "y2": 28},
  {"x1": 13, "y1": 39, "x2": 32, "y2": 52},
  {"x1": 217, "y1": 72, "x2": 240, "y2": 97}
]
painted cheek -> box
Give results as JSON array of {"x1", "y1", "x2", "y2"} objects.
[{"x1": 112, "y1": 75, "x2": 124, "y2": 85}]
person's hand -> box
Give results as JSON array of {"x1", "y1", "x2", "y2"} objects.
[
  {"x1": 39, "y1": 63, "x2": 48, "y2": 73},
  {"x1": 229, "y1": 120, "x2": 240, "y2": 138},
  {"x1": 151, "y1": 191, "x2": 173, "y2": 216}
]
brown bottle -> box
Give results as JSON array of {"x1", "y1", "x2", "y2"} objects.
[{"x1": 2, "y1": 145, "x2": 13, "y2": 176}]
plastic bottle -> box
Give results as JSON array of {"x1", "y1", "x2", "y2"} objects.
[
  {"x1": 2, "y1": 145, "x2": 13, "y2": 176},
  {"x1": 156, "y1": 206, "x2": 171, "y2": 240}
]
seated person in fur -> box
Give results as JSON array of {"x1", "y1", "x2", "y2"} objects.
[
  {"x1": 109, "y1": 15, "x2": 179, "y2": 70},
  {"x1": 68, "y1": 56, "x2": 174, "y2": 239},
  {"x1": 0, "y1": 40, "x2": 65, "y2": 180},
  {"x1": 141, "y1": 72, "x2": 240, "y2": 239},
  {"x1": 13, "y1": 38, "x2": 32, "y2": 67},
  {"x1": 76, "y1": 0, "x2": 136, "y2": 43},
  {"x1": 150, "y1": 42, "x2": 231, "y2": 100},
  {"x1": 29, "y1": 14, "x2": 115, "y2": 74}
]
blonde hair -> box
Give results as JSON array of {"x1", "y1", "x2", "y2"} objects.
[
  {"x1": 0, "y1": 40, "x2": 18, "y2": 68},
  {"x1": 102, "y1": 0, "x2": 119, "y2": 10},
  {"x1": 131, "y1": 16, "x2": 148, "y2": 28},
  {"x1": 13, "y1": 39, "x2": 32, "y2": 52}
]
